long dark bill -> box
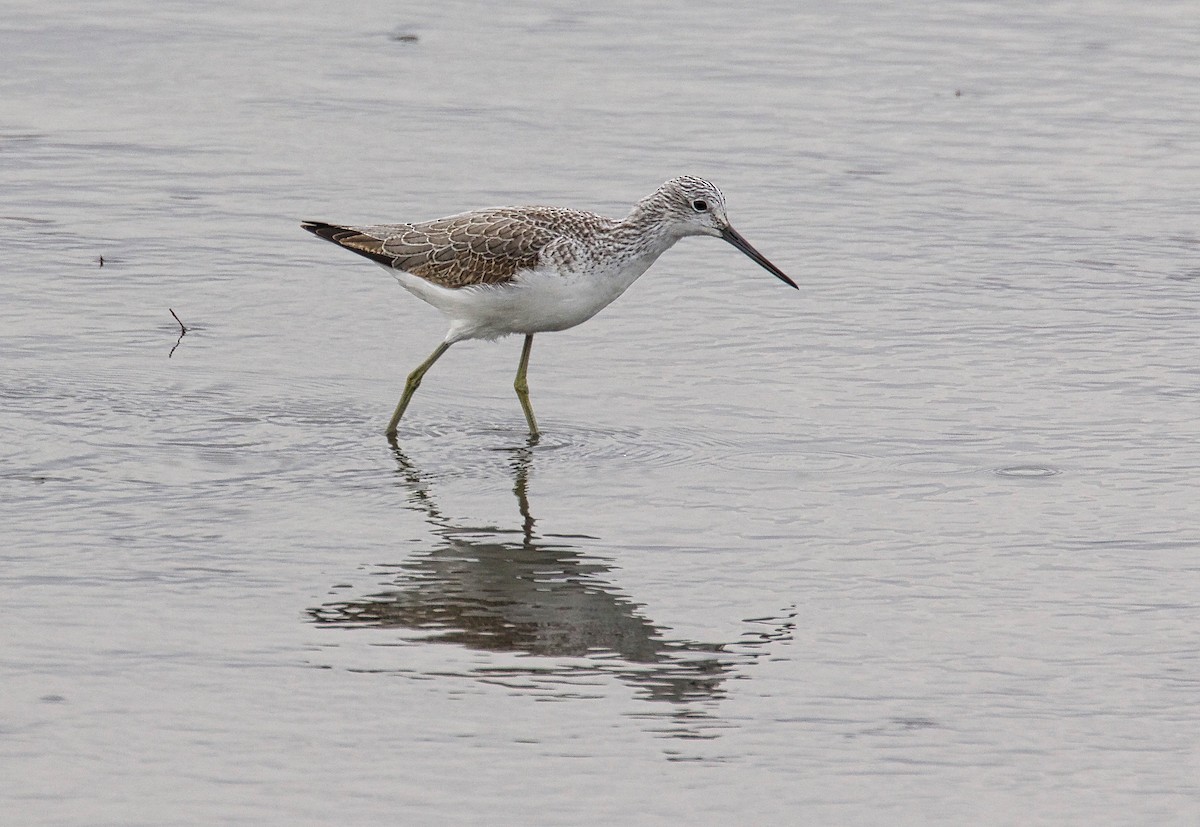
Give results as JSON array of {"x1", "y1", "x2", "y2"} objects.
[{"x1": 721, "y1": 226, "x2": 798, "y2": 289}]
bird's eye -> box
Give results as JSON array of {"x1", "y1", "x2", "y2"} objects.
[{"x1": 692, "y1": 199, "x2": 708, "y2": 212}]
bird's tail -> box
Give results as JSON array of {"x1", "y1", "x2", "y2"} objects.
[{"x1": 301, "y1": 221, "x2": 395, "y2": 266}]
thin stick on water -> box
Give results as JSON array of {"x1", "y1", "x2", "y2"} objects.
[{"x1": 168, "y1": 308, "x2": 188, "y2": 358}]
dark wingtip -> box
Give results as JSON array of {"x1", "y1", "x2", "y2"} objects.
[
  {"x1": 301, "y1": 221, "x2": 341, "y2": 241},
  {"x1": 301, "y1": 221, "x2": 397, "y2": 267}
]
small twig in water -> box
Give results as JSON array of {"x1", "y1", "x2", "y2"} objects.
[{"x1": 168, "y1": 308, "x2": 188, "y2": 358}]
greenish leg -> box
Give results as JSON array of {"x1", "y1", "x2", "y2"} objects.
[
  {"x1": 514, "y1": 334, "x2": 540, "y2": 438},
  {"x1": 386, "y1": 341, "x2": 451, "y2": 438}
]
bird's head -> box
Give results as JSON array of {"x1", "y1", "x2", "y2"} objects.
[
  {"x1": 655, "y1": 176, "x2": 797, "y2": 288},
  {"x1": 657, "y1": 176, "x2": 731, "y2": 238}
]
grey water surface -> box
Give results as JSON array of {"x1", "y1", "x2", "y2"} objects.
[{"x1": 3, "y1": 1, "x2": 1199, "y2": 824}]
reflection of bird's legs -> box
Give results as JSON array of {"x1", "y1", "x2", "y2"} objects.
[
  {"x1": 387, "y1": 443, "x2": 449, "y2": 527},
  {"x1": 509, "y1": 439, "x2": 537, "y2": 544}
]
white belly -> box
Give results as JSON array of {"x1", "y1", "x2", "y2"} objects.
[{"x1": 386, "y1": 257, "x2": 655, "y2": 343}]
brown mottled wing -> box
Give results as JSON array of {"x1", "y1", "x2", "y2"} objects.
[{"x1": 302, "y1": 209, "x2": 563, "y2": 288}]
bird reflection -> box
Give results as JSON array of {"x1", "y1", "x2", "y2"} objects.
[{"x1": 309, "y1": 440, "x2": 793, "y2": 722}]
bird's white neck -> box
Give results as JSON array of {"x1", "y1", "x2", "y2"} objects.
[{"x1": 605, "y1": 197, "x2": 688, "y2": 264}]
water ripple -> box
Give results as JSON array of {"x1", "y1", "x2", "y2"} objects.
[{"x1": 992, "y1": 464, "x2": 1063, "y2": 479}]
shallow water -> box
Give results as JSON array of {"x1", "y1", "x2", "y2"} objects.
[{"x1": 3, "y1": 1, "x2": 1199, "y2": 823}]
